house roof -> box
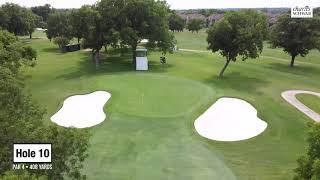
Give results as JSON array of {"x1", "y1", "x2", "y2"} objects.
[
  {"x1": 178, "y1": 13, "x2": 206, "y2": 20},
  {"x1": 207, "y1": 14, "x2": 224, "y2": 21}
]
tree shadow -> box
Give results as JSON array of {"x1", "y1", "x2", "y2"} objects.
[
  {"x1": 56, "y1": 52, "x2": 173, "y2": 80},
  {"x1": 148, "y1": 60, "x2": 173, "y2": 73},
  {"x1": 41, "y1": 47, "x2": 62, "y2": 54},
  {"x1": 266, "y1": 62, "x2": 320, "y2": 77},
  {"x1": 20, "y1": 39, "x2": 32, "y2": 44},
  {"x1": 19, "y1": 38, "x2": 45, "y2": 44},
  {"x1": 205, "y1": 72, "x2": 269, "y2": 95}
]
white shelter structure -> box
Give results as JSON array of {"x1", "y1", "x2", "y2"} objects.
[{"x1": 136, "y1": 49, "x2": 148, "y2": 71}]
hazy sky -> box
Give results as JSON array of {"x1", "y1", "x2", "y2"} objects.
[{"x1": 0, "y1": 0, "x2": 319, "y2": 9}]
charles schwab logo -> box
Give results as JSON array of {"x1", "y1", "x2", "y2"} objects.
[{"x1": 291, "y1": 6, "x2": 313, "y2": 18}]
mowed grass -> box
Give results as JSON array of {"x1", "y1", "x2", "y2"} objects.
[
  {"x1": 174, "y1": 29, "x2": 320, "y2": 65},
  {"x1": 296, "y1": 94, "x2": 320, "y2": 114},
  {"x1": 22, "y1": 30, "x2": 320, "y2": 179}
]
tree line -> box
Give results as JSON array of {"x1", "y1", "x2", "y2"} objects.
[
  {"x1": 0, "y1": 3, "x2": 40, "y2": 39},
  {"x1": 45, "y1": 0, "x2": 176, "y2": 69}
]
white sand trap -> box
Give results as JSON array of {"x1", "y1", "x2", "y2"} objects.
[
  {"x1": 51, "y1": 91, "x2": 111, "y2": 128},
  {"x1": 194, "y1": 98, "x2": 267, "y2": 141}
]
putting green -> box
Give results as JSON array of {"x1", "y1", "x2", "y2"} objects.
[{"x1": 96, "y1": 74, "x2": 214, "y2": 118}]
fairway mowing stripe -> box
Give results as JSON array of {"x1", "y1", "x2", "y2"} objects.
[
  {"x1": 179, "y1": 49, "x2": 320, "y2": 66},
  {"x1": 179, "y1": 49, "x2": 210, "y2": 53},
  {"x1": 261, "y1": 56, "x2": 320, "y2": 66}
]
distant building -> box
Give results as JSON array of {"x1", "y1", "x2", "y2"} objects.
[
  {"x1": 266, "y1": 13, "x2": 280, "y2": 26},
  {"x1": 178, "y1": 13, "x2": 206, "y2": 24},
  {"x1": 177, "y1": 11, "x2": 279, "y2": 28},
  {"x1": 207, "y1": 14, "x2": 224, "y2": 26}
]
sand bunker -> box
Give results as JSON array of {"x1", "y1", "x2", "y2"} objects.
[
  {"x1": 51, "y1": 91, "x2": 111, "y2": 128},
  {"x1": 194, "y1": 98, "x2": 267, "y2": 141}
]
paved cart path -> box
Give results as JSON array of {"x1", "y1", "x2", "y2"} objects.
[{"x1": 282, "y1": 90, "x2": 320, "y2": 122}]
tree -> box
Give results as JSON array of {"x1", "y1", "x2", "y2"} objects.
[
  {"x1": 0, "y1": 30, "x2": 36, "y2": 74},
  {"x1": 270, "y1": 14, "x2": 320, "y2": 67},
  {"x1": 46, "y1": 12, "x2": 72, "y2": 42},
  {"x1": 0, "y1": 3, "x2": 39, "y2": 38},
  {"x1": 79, "y1": 1, "x2": 122, "y2": 69},
  {"x1": 31, "y1": 4, "x2": 53, "y2": 22},
  {"x1": 187, "y1": 19, "x2": 204, "y2": 33},
  {"x1": 207, "y1": 10, "x2": 268, "y2": 77},
  {"x1": 294, "y1": 123, "x2": 320, "y2": 180},
  {"x1": 0, "y1": 3, "x2": 30, "y2": 36},
  {"x1": 169, "y1": 13, "x2": 185, "y2": 32},
  {"x1": 199, "y1": 9, "x2": 213, "y2": 17},
  {"x1": 119, "y1": 0, "x2": 175, "y2": 62},
  {"x1": 53, "y1": 36, "x2": 70, "y2": 49},
  {"x1": 24, "y1": 10, "x2": 40, "y2": 39},
  {"x1": 21, "y1": 46, "x2": 37, "y2": 60},
  {"x1": 96, "y1": 0, "x2": 125, "y2": 53},
  {"x1": 70, "y1": 6, "x2": 94, "y2": 43},
  {"x1": 0, "y1": 30, "x2": 90, "y2": 179},
  {"x1": 0, "y1": 8, "x2": 9, "y2": 29},
  {"x1": 1, "y1": 171, "x2": 47, "y2": 180},
  {"x1": 81, "y1": 6, "x2": 105, "y2": 69}
]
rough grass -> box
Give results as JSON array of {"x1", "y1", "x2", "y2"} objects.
[{"x1": 20, "y1": 30, "x2": 320, "y2": 179}]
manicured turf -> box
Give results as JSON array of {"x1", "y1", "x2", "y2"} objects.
[
  {"x1": 22, "y1": 30, "x2": 320, "y2": 179},
  {"x1": 174, "y1": 29, "x2": 320, "y2": 65},
  {"x1": 296, "y1": 94, "x2": 320, "y2": 114}
]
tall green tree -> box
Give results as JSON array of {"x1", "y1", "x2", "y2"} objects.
[
  {"x1": 207, "y1": 10, "x2": 268, "y2": 77},
  {"x1": 119, "y1": 0, "x2": 175, "y2": 62},
  {"x1": 70, "y1": 6, "x2": 94, "y2": 43},
  {"x1": 187, "y1": 19, "x2": 204, "y2": 33},
  {"x1": 81, "y1": 6, "x2": 105, "y2": 69},
  {"x1": 31, "y1": 4, "x2": 53, "y2": 22},
  {"x1": 97, "y1": 0, "x2": 123, "y2": 52},
  {"x1": 24, "y1": 10, "x2": 40, "y2": 39},
  {"x1": 0, "y1": 3, "x2": 41, "y2": 38},
  {"x1": 0, "y1": 3, "x2": 30, "y2": 36},
  {"x1": 270, "y1": 14, "x2": 320, "y2": 67},
  {"x1": 169, "y1": 13, "x2": 185, "y2": 32},
  {"x1": 294, "y1": 123, "x2": 320, "y2": 180},
  {"x1": 46, "y1": 12, "x2": 72, "y2": 42}
]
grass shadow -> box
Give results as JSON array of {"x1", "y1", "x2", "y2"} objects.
[
  {"x1": 266, "y1": 62, "x2": 320, "y2": 77},
  {"x1": 41, "y1": 47, "x2": 62, "y2": 54},
  {"x1": 148, "y1": 60, "x2": 173, "y2": 73},
  {"x1": 205, "y1": 72, "x2": 269, "y2": 95},
  {"x1": 56, "y1": 52, "x2": 173, "y2": 80}
]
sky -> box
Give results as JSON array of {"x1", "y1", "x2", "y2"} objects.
[{"x1": 0, "y1": 0, "x2": 319, "y2": 9}]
